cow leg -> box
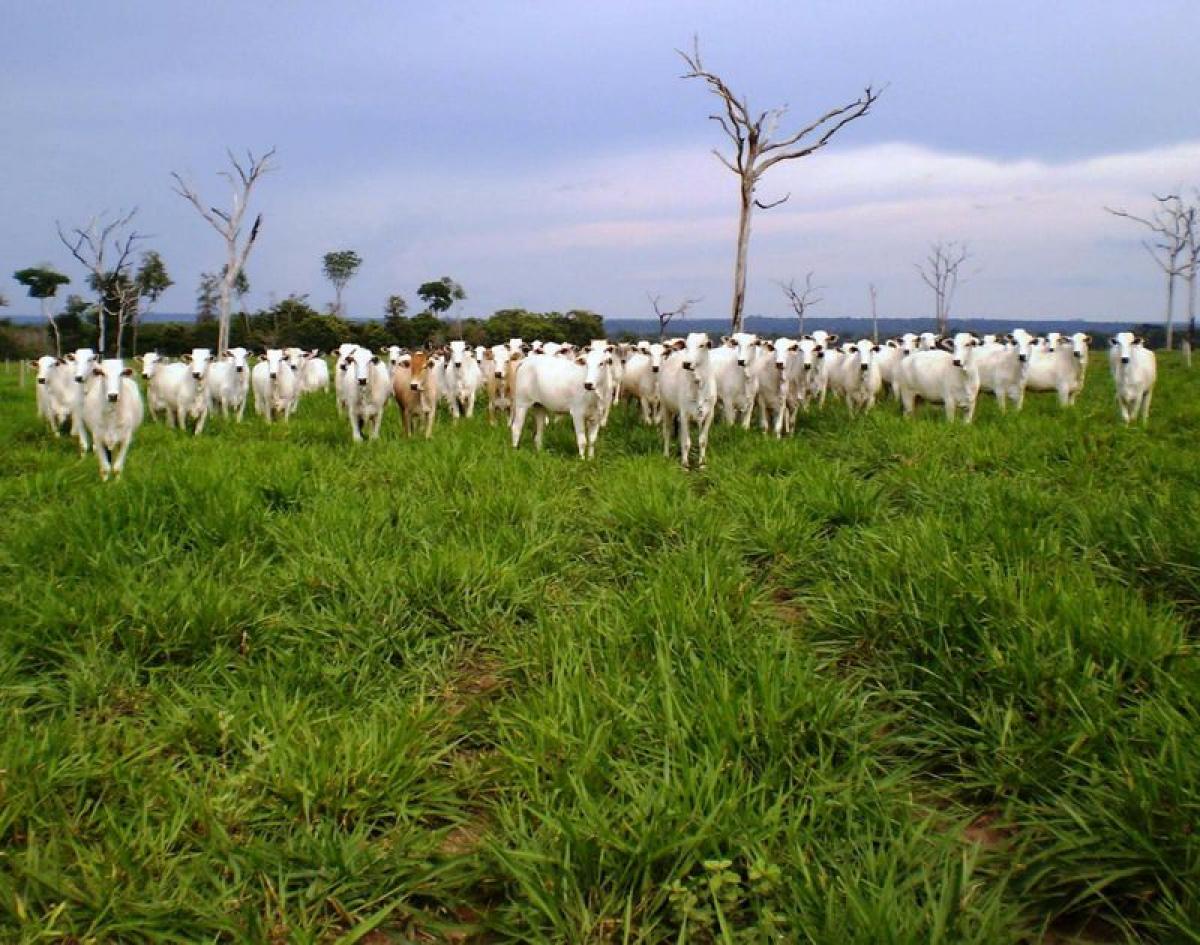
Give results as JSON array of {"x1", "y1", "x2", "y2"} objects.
[
  {"x1": 1140, "y1": 389, "x2": 1152, "y2": 423},
  {"x1": 944, "y1": 399, "x2": 957, "y2": 423},
  {"x1": 112, "y1": 437, "x2": 132, "y2": 477},
  {"x1": 697, "y1": 408, "x2": 715, "y2": 469},
  {"x1": 964, "y1": 396, "x2": 977, "y2": 424},
  {"x1": 194, "y1": 408, "x2": 207, "y2": 436},
  {"x1": 97, "y1": 443, "x2": 112, "y2": 481},
  {"x1": 678, "y1": 415, "x2": 692, "y2": 469},
  {"x1": 533, "y1": 408, "x2": 547, "y2": 451},
  {"x1": 350, "y1": 411, "x2": 363, "y2": 442},
  {"x1": 570, "y1": 410, "x2": 588, "y2": 459},
  {"x1": 372, "y1": 409, "x2": 384, "y2": 439},
  {"x1": 661, "y1": 409, "x2": 673, "y2": 458},
  {"x1": 510, "y1": 403, "x2": 527, "y2": 448}
]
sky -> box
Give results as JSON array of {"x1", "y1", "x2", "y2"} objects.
[{"x1": 2, "y1": 0, "x2": 1198, "y2": 323}]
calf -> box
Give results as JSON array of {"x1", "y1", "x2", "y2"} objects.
[
  {"x1": 898, "y1": 334, "x2": 980, "y2": 422},
  {"x1": 784, "y1": 337, "x2": 824, "y2": 422},
  {"x1": 393, "y1": 350, "x2": 439, "y2": 438},
  {"x1": 333, "y1": 343, "x2": 359, "y2": 414},
  {"x1": 208, "y1": 347, "x2": 252, "y2": 421},
  {"x1": 251, "y1": 349, "x2": 299, "y2": 422},
  {"x1": 511, "y1": 347, "x2": 613, "y2": 459},
  {"x1": 33, "y1": 355, "x2": 74, "y2": 436},
  {"x1": 82, "y1": 359, "x2": 144, "y2": 480},
  {"x1": 1024, "y1": 336, "x2": 1080, "y2": 407},
  {"x1": 342, "y1": 346, "x2": 392, "y2": 441},
  {"x1": 659, "y1": 332, "x2": 718, "y2": 468},
  {"x1": 1108, "y1": 332, "x2": 1156, "y2": 424},
  {"x1": 874, "y1": 339, "x2": 906, "y2": 399}
]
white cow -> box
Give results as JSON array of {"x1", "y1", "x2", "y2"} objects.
[
  {"x1": 1108, "y1": 332, "x2": 1156, "y2": 424},
  {"x1": 511, "y1": 347, "x2": 613, "y2": 459},
  {"x1": 341, "y1": 346, "x2": 391, "y2": 441},
  {"x1": 82, "y1": 359, "x2": 144, "y2": 481},
  {"x1": 252, "y1": 349, "x2": 300, "y2": 423},
  {"x1": 33, "y1": 355, "x2": 74, "y2": 436},
  {"x1": 874, "y1": 339, "x2": 906, "y2": 400},
  {"x1": 483, "y1": 344, "x2": 514, "y2": 424},
  {"x1": 333, "y1": 343, "x2": 360, "y2": 415},
  {"x1": 1024, "y1": 336, "x2": 1081, "y2": 407},
  {"x1": 710, "y1": 333, "x2": 759, "y2": 428},
  {"x1": 621, "y1": 343, "x2": 666, "y2": 424},
  {"x1": 208, "y1": 347, "x2": 252, "y2": 421},
  {"x1": 898, "y1": 334, "x2": 981, "y2": 422},
  {"x1": 752, "y1": 338, "x2": 795, "y2": 437},
  {"x1": 157, "y1": 348, "x2": 214, "y2": 435},
  {"x1": 784, "y1": 337, "x2": 824, "y2": 421},
  {"x1": 659, "y1": 332, "x2": 718, "y2": 468},
  {"x1": 297, "y1": 351, "x2": 331, "y2": 394},
  {"x1": 138, "y1": 352, "x2": 172, "y2": 422},
  {"x1": 918, "y1": 332, "x2": 940, "y2": 351},
  {"x1": 833, "y1": 339, "x2": 884, "y2": 416},
  {"x1": 975, "y1": 334, "x2": 1034, "y2": 411},
  {"x1": 65, "y1": 348, "x2": 98, "y2": 452},
  {"x1": 439, "y1": 340, "x2": 482, "y2": 419}
]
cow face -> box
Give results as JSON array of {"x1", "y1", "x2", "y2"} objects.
[
  {"x1": 224, "y1": 347, "x2": 250, "y2": 374},
  {"x1": 346, "y1": 346, "x2": 381, "y2": 386},
  {"x1": 580, "y1": 345, "x2": 611, "y2": 392},
  {"x1": 70, "y1": 348, "x2": 97, "y2": 383},
  {"x1": 489, "y1": 345, "x2": 512, "y2": 380},
  {"x1": 771, "y1": 337, "x2": 797, "y2": 372},
  {"x1": 448, "y1": 339, "x2": 469, "y2": 369},
  {"x1": 1110, "y1": 331, "x2": 1141, "y2": 365},
  {"x1": 92, "y1": 358, "x2": 132, "y2": 403},
  {"x1": 1070, "y1": 332, "x2": 1090, "y2": 360},
  {"x1": 34, "y1": 355, "x2": 61, "y2": 385},
  {"x1": 140, "y1": 351, "x2": 165, "y2": 380},
  {"x1": 1011, "y1": 333, "x2": 1035, "y2": 364},
  {"x1": 680, "y1": 332, "x2": 713, "y2": 372},
  {"x1": 854, "y1": 339, "x2": 879, "y2": 373},
  {"x1": 730, "y1": 332, "x2": 758, "y2": 369},
  {"x1": 184, "y1": 348, "x2": 214, "y2": 382}
]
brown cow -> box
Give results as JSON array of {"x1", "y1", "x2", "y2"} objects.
[{"x1": 392, "y1": 350, "x2": 439, "y2": 439}]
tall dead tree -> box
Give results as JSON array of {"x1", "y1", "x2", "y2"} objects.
[
  {"x1": 776, "y1": 273, "x2": 823, "y2": 335},
  {"x1": 648, "y1": 292, "x2": 701, "y2": 340},
  {"x1": 1106, "y1": 194, "x2": 1190, "y2": 351},
  {"x1": 57, "y1": 209, "x2": 143, "y2": 357},
  {"x1": 679, "y1": 38, "x2": 880, "y2": 334},
  {"x1": 172, "y1": 148, "x2": 275, "y2": 353},
  {"x1": 916, "y1": 241, "x2": 969, "y2": 336},
  {"x1": 869, "y1": 283, "x2": 879, "y2": 343},
  {"x1": 1182, "y1": 198, "x2": 1199, "y2": 365}
]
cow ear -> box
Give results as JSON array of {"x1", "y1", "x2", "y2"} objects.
[
  {"x1": 182, "y1": 353, "x2": 192, "y2": 363},
  {"x1": 672, "y1": 339, "x2": 686, "y2": 350},
  {"x1": 1109, "y1": 337, "x2": 1119, "y2": 346},
  {"x1": 814, "y1": 344, "x2": 823, "y2": 352},
  {"x1": 371, "y1": 356, "x2": 380, "y2": 364},
  {"x1": 65, "y1": 353, "x2": 75, "y2": 361},
  {"x1": 829, "y1": 334, "x2": 839, "y2": 344},
  {"x1": 873, "y1": 345, "x2": 881, "y2": 353},
  {"x1": 122, "y1": 367, "x2": 133, "y2": 377},
  {"x1": 92, "y1": 367, "x2": 103, "y2": 377},
  {"x1": 574, "y1": 356, "x2": 586, "y2": 365},
  {"x1": 1135, "y1": 336, "x2": 1145, "y2": 345}
]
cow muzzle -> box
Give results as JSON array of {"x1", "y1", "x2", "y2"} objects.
[
  {"x1": 37, "y1": 377, "x2": 46, "y2": 385},
  {"x1": 1018, "y1": 354, "x2": 1027, "y2": 363},
  {"x1": 737, "y1": 358, "x2": 747, "y2": 367},
  {"x1": 952, "y1": 359, "x2": 963, "y2": 367},
  {"x1": 270, "y1": 372, "x2": 278, "y2": 380},
  {"x1": 495, "y1": 371, "x2": 504, "y2": 379},
  {"x1": 357, "y1": 378, "x2": 367, "y2": 387},
  {"x1": 410, "y1": 382, "x2": 421, "y2": 392},
  {"x1": 584, "y1": 381, "x2": 595, "y2": 391},
  {"x1": 860, "y1": 363, "x2": 869, "y2": 373},
  {"x1": 651, "y1": 365, "x2": 659, "y2": 373},
  {"x1": 107, "y1": 392, "x2": 119, "y2": 403},
  {"x1": 1121, "y1": 356, "x2": 1130, "y2": 364},
  {"x1": 192, "y1": 371, "x2": 203, "y2": 380},
  {"x1": 1073, "y1": 352, "x2": 1083, "y2": 359},
  {"x1": 682, "y1": 362, "x2": 693, "y2": 371},
  {"x1": 236, "y1": 366, "x2": 245, "y2": 373}
]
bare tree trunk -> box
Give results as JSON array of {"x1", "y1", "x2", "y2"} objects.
[
  {"x1": 1165, "y1": 270, "x2": 1176, "y2": 351},
  {"x1": 98, "y1": 301, "x2": 107, "y2": 356},
  {"x1": 132, "y1": 311, "x2": 140, "y2": 357},
  {"x1": 42, "y1": 297, "x2": 61, "y2": 357},
  {"x1": 115, "y1": 308, "x2": 125, "y2": 358},
  {"x1": 869, "y1": 283, "x2": 878, "y2": 343},
  {"x1": 731, "y1": 185, "x2": 753, "y2": 334},
  {"x1": 1186, "y1": 269, "x2": 1196, "y2": 367}
]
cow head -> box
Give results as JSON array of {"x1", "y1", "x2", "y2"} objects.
[
  {"x1": 182, "y1": 348, "x2": 214, "y2": 382},
  {"x1": 92, "y1": 358, "x2": 132, "y2": 403},
  {"x1": 1110, "y1": 331, "x2": 1142, "y2": 365},
  {"x1": 224, "y1": 347, "x2": 250, "y2": 374},
  {"x1": 346, "y1": 346, "x2": 381, "y2": 386},
  {"x1": 70, "y1": 348, "x2": 97, "y2": 383},
  {"x1": 729, "y1": 331, "x2": 758, "y2": 369}
]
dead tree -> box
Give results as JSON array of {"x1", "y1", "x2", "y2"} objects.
[
  {"x1": 869, "y1": 283, "x2": 879, "y2": 343},
  {"x1": 57, "y1": 210, "x2": 143, "y2": 357},
  {"x1": 679, "y1": 37, "x2": 880, "y2": 334},
  {"x1": 172, "y1": 148, "x2": 275, "y2": 353},
  {"x1": 776, "y1": 273, "x2": 823, "y2": 335},
  {"x1": 648, "y1": 292, "x2": 701, "y2": 340},
  {"x1": 1183, "y1": 198, "x2": 1199, "y2": 365},
  {"x1": 1106, "y1": 194, "x2": 1191, "y2": 351},
  {"x1": 916, "y1": 241, "x2": 970, "y2": 336}
]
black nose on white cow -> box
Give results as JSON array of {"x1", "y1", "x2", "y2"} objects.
[
  {"x1": 952, "y1": 359, "x2": 963, "y2": 367},
  {"x1": 584, "y1": 381, "x2": 595, "y2": 391},
  {"x1": 651, "y1": 365, "x2": 659, "y2": 373},
  {"x1": 236, "y1": 365, "x2": 245, "y2": 373},
  {"x1": 860, "y1": 362, "x2": 869, "y2": 372},
  {"x1": 1018, "y1": 354, "x2": 1027, "y2": 362},
  {"x1": 107, "y1": 392, "x2": 119, "y2": 403},
  {"x1": 37, "y1": 377, "x2": 46, "y2": 385},
  {"x1": 357, "y1": 378, "x2": 367, "y2": 386},
  {"x1": 192, "y1": 371, "x2": 202, "y2": 379},
  {"x1": 737, "y1": 358, "x2": 747, "y2": 367},
  {"x1": 1073, "y1": 351, "x2": 1083, "y2": 359},
  {"x1": 269, "y1": 372, "x2": 277, "y2": 379},
  {"x1": 1121, "y1": 356, "x2": 1130, "y2": 364},
  {"x1": 410, "y1": 382, "x2": 420, "y2": 392},
  {"x1": 682, "y1": 362, "x2": 694, "y2": 371},
  {"x1": 495, "y1": 371, "x2": 504, "y2": 379}
]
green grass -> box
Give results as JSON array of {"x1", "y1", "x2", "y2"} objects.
[{"x1": 1, "y1": 357, "x2": 1197, "y2": 943}]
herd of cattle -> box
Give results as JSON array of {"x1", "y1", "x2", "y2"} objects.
[{"x1": 30, "y1": 328, "x2": 1158, "y2": 478}]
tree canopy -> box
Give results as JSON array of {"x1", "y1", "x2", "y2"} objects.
[
  {"x1": 14, "y1": 266, "x2": 71, "y2": 299},
  {"x1": 417, "y1": 276, "x2": 466, "y2": 315}
]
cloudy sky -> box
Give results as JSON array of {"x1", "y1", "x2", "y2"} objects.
[{"x1": 3, "y1": 0, "x2": 1198, "y2": 322}]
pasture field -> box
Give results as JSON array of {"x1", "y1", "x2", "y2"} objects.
[{"x1": 1, "y1": 357, "x2": 1198, "y2": 944}]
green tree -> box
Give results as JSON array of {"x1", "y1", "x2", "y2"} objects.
[
  {"x1": 13, "y1": 265, "x2": 71, "y2": 355},
  {"x1": 132, "y1": 251, "x2": 172, "y2": 356},
  {"x1": 198, "y1": 267, "x2": 247, "y2": 324},
  {"x1": 57, "y1": 294, "x2": 97, "y2": 351},
  {"x1": 323, "y1": 250, "x2": 362, "y2": 316},
  {"x1": 417, "y1": 277, "x2": 466, "y2": 316},
  {"x1": 384, "y1": 294, "x2": 407, "y2": 319}
]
